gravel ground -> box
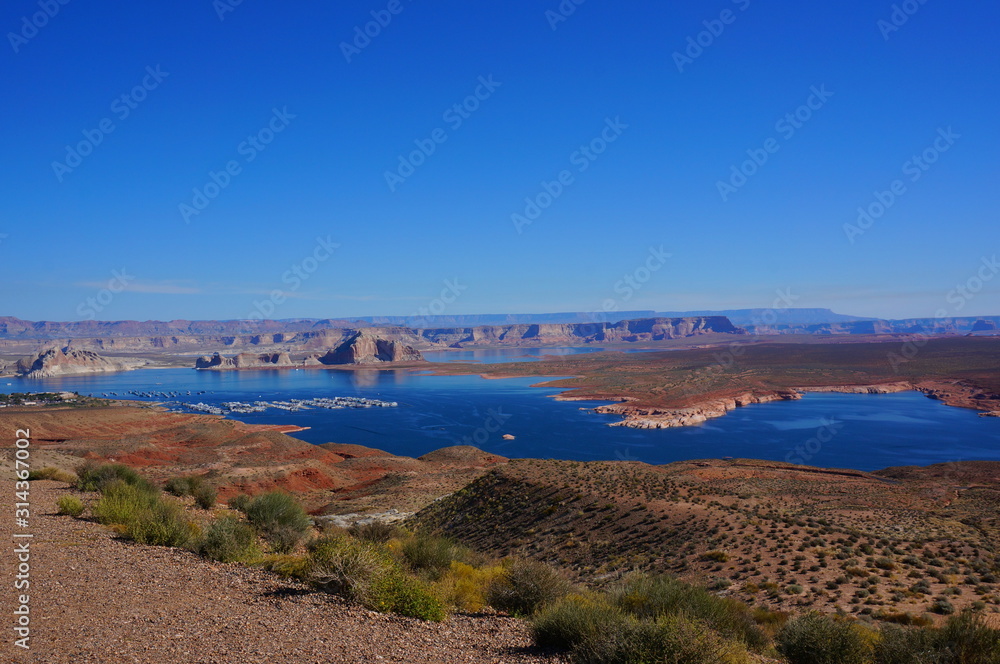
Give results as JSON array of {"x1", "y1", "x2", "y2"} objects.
[{"x1": 2, "y1": 479, "x2": 567, "y2": 664}]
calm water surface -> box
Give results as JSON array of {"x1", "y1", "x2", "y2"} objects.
[{"x1": 4, "y1": 364, "x2": 998, "y2": 472}]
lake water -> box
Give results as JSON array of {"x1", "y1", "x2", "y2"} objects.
[{"x1": 3, "y1": 365, "x2": 999, "y2": 472}]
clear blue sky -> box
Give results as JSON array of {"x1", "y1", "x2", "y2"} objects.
[{"x1": 1, "y1": 0, "x2": 997, "y2": 322}]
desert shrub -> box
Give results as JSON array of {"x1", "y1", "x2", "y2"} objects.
[
  {"x1": 486, "y1": 558, "x2": 573, "y2": 616},
  {"x1": 573, "y1": 614, "x2": 752, "y2": 664},
  {"x1": 435, "y1": 561, "x2": 505, "y2": 612},
  {"x1": 368, "y1": 572, "x2": 446, "y2": 621},
  {"x1": 228, "y1": 493, "x2": 251, "y2": 512},
  {"x1": 124, "y1": 498, "x2": 194, "y2": 547},
  {"x1": 93, "y1": 480, "x2": 193, "y2": 547},
  {"x1": 937, "y1": 609, "x2": 1000, "y2": 664},
  {"x1": 401, "y1": 535, "x2": 475, "y2": 580},
  {"x1": 872, "y1": 624, "x2": 942, "y2": 664},
  {"x1": 308, "y1": 535, "x2": 396, "y2": 600},
  {"x1": 56, "y1": 494, "x2": 85, "y2": 517},
  {"x1": 164, "y1": 474, "x2": 203, "y2": 497},
  {"x1": 932, "y1": 598, "x2": 956, "y2": 615},
  {"x1": 92, "y1": 480, "x2": 160, "y2": 526},
  {"x1": 349, "y1": 520, "x2": 400, "y2": 543},
  {"x1": 261, "y1": 554, "x2": 311, "y2": 580},
  {"x1": 608, "y1": 573, "x2": 768, "y2": 651},
  {"x1": 199, "y1": 515, "x2": 260, "y2": 563},
  {"x1": 307, "y1": 535, "x2": 444, "y2": 620},
  {"x1": 29, "y1": 467, "x2": 76, "y2": 483},
  {"x1": 76, "y1": 461, "x2": 154, "y2": 493},
  {"x1": 244, "y1": 491, "x2": 311, "y2": 553},
  {"x1": 702, "y1": 549, "x2": 730, "y2": 563},
  {"x1": 777, "y1": 613, "x2": 873, "y2": 664},
  {"x1": 533, "y1": 593, "x2": 629, "y2": 650},
  {"x1": 192, "y1": 484, "x2": 217, "y2": 510}
]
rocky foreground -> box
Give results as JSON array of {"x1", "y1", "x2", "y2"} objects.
[{"x1": 1, "y1": 479, "x2": 565, "y2": 664}]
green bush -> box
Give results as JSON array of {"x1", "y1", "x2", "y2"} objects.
[
  {"x1": 92, "y1": 480, "x2": 160, "y2": 525},
  {"x1": 777, "y1": 613, "x2": 873, "y2": 664},
  {"x1": 369, "y1": 572, "x2": 446, "y2": 621},
  {"x1": 486, "y1": 558, "x2": 573, "y2": 616},
  {"x1": 608, "y1": 574, "x2": 768, "y2": 652},
  {"x1": 92, "y1": 480, "x2": 193, "y2": 548},
  {"x1": 573, "y1": 614, "x2": 752, "y2": 664},
  {"x1": 76, "y1": 461, "x2": 154, "y2": 493},
  {"x1": 56, "y1": 494, "x2": 85, "y2": 517},
  {"x1": 308, "y1": 535, "x2": 396, "y2": 600},
  {"x1": 401, "y1": 535, "x2": 474, "y2": 580},
  {"x1": 199, "y1": 515, "x2": 260, "y2": 563},
  {"x1": 228, "y1": 493, "x2": 251, "y2": 512},
  {"x1": 165, "y1": 475, "x2": 203, "y2": 497},
  {"x1": 125, "y1": 498, "x2": 194, "y2": 547},
  {"x1": 193, "y1": 484, "x2": 217, "y2": 510},
  {"x1": 29, "y1": 467, "x2": 77, "y2": 483},
  {"x1": 244, "y1": 491, "x2": 312, "y2": 553},
  {"x1": 349, "y1": 520, "x2": 400, "y2": 543},
  {"x1": 872, "y1": 624, "x2": 942, "y2": 664},
  {"x1": 937, "y1": 609, "x2": 1000, "y2": 664},
  {"x1": 533, "y1": 594, "x2": 628, "y2": 650},
  {"x1": 307, "y1": 535, "x2": 445, "y2": 621}
]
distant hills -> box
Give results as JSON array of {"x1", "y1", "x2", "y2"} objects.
[{"x1": 0, "y1": 309, "x2": 998, "y2": 341}]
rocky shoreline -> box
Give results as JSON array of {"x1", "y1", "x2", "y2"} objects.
[{"x1": 595, "y1": 381, "x2": 1000, "y2": 429}]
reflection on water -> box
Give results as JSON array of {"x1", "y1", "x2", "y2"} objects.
[{"x1": 1, "y1": 369, "x2": 998, "y2": 472}]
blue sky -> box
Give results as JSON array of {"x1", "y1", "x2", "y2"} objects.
[{"x1": 1, "y1": 0, "x2": 997, "y2": 322}]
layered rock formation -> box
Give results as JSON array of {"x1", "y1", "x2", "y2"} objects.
[
  {"x1": 195, "y1": 352, "x2": 294, "y2": 370},
  {"x1": 15, "y1": 347, "x2": 145, "y2": 378},
  {"x1": 595, "y1": 391, "x2": 800, "y2": 428},
  {"x1": 417, "y1": 317, "x2": 744, "y2": 347},
  {"x1": 315, "y1": 331, "x2": 424, "y2": 365}
]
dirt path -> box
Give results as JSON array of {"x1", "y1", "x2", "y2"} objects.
[{"x1": 1, "y1": 479, "x2": 566, "y2": 664}]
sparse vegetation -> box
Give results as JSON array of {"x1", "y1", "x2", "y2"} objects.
[
  {"x1": 244, "y1": 491, "x2": 311, "y2": 553},
  {"x1": 56, "y1": 494, "x2": 85, "y2": 517},
  {"x1": 199, "y1": 515, "x2": 260, "y2": 563},
  {"x1": 486, "y1": 558, "x2": 573, "y2": 616},
  {"x1": 29, "y1": 466, "x2": 77, "y2": 483}
]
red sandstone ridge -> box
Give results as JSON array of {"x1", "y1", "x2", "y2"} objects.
[{"x1": 2, "y1": 403, "x2": 505, "y2": 513}]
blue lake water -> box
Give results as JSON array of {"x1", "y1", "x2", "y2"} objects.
[{"x1": 3, "y1": 366, "x2": 999, "y2": 472}]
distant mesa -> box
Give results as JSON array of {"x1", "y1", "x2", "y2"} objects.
[
  {"x1": 15, "y1": 346, "x2": 144, "y2": 378},
  {"x1": 313, "y1": 331, "x2": 424, "y2": 365},
  {"x1": 195, "y1": 333, "x2": 424, "y2": 370},
  {"x1": 195, "y1": 351, "x2": 293, "y2": 370}
]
